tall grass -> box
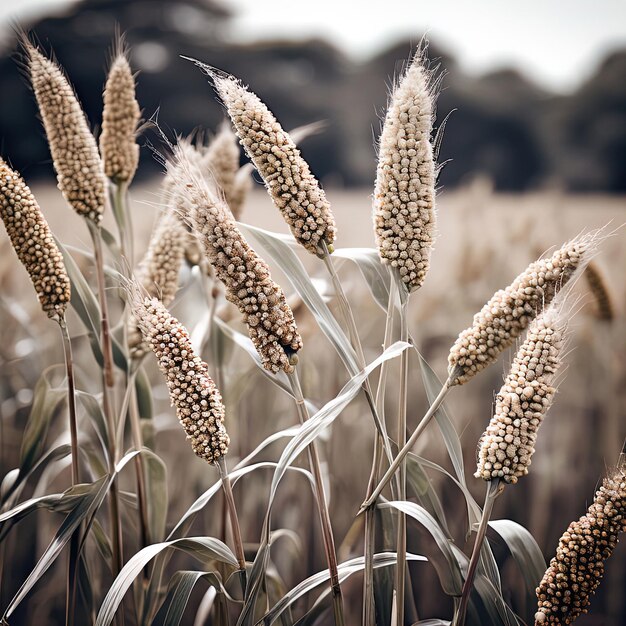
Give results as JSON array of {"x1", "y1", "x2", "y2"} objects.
[{"x1": 0, "y1": 34, "x2": 624, "y2": 626}]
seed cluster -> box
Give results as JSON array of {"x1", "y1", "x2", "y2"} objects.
[
  {"x1": 100, "y1": 54, "x2": 141, "y2": 184},
  {"x1": 448, "y1": 234, "x2": 597, "y2": 385},
  {"x1": 201, "y1": 124, "x2": 240, "y2": 208},
  {"x1": 0, "y1": 158, "x2": 71, "y2": 320},
  {"x1": 535, "y1": 469, "x2": 626, "y2": 624},
  {"x1": 584, "y1": 261, "x2": 614, "y2": 321},
  {"x1": 132, "y1": 296, "x2": 229, "y2": 464},
  {"x1": 169, "y1": 148, "x2": 302, "y2": 373},
  {"x1": 27, "y1": 44, "x2": 106, "y2": 224},
  {"x1": 475, "y1": 308, "x2": 565, "y2": 484},
  {"x1": 213, "y1": 73, "x2": 336, "y2": 256},
  {"x1": 228, "y1": 164, "x2": 253, "y2": 221},
  {"x1": 374, "y1": 54, "x2": 436, "y2": 292},
  {"x1": 128, "y1": 210, "x2": 186, "y2": 359}
]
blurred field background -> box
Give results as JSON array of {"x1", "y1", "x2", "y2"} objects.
[{"x1": 1, "y1": 0, "x2": 626, "y2": 624}]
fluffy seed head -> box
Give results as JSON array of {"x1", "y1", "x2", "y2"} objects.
[
  {"x1": 535, "y1": 467, "x2": 626, "y2": 624},
  {"x1": 475, "y1": 306, "x2": 566, "y2": 484},
  {"x1": 211, "y1": 71, "x2": 336, "y2": 256},
  {"x1": 374, "y1": 52, "x2": 436, "y2": 292},
  {"x1": 169, "y1": 145, "x2": 302, "y2": 373},
  {"x1": 131, "y1": 295, "x2": 229, "y2": 464},
  {"x1": 200, "y1": 123, "x2": 240, "y2": 208},
  {"x1": 26, "y1": 43, "x2": 106, "y2": 223},
  {"x1": 448, "y1": 232, "x2": 602, "y2": 386},
  {"x1": 128, "y1": 209, "x2": 186, "y2": 359},
  {"x1": 584, "y1": 261, "x2": 615, "y2": 321},
  {"x1": 0, "y1": 158, "x2": 71, "y2": 320},
  {"x1": 100, "y1": 53, "x2": 141, "y2": 184}
]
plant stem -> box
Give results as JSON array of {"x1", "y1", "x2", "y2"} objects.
[
  {"x1": 88, "y1": 221, "x2": 123, "y2": 577},
  {"x1": 110, "y1": 180, "x2": 133, "y2": 267},
  {"x1": 394, "y1": 296, "x2": 409, "y2": 626},
  {"x1": 217, "y1": 457, "x2": 247, "y2": 592},
  {"x1": 59, "y1": 318, "x2": 80, "y2": 626},
  {"x1": 59, "y1": 318, "x2": 80, "y2": 485},
  {"x1": 321, "y1": 244, "x2": 396, "y2": 476},
  {"x1": 361, "y1": 379, "x2": 453, "y2": 512},
  {"x1": 363, "y1": 276, "x2": 397, "y2": 626},
  {"x1": 127, "y1": 368, "x2": 150, "y2": 578},
  {"x1": 288, "y1": 368, "x2": 345, "y2": 626},
  {"x1": 453, "y1": 480, "x2": 504, "y2": 626}
]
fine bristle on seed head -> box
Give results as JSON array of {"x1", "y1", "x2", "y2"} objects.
[
  {"x1": 208, "y1": 70, "x2": 336, "y2": 256},
  {"x1": 448, "y1": 230, "x2": 606, "y2": 386},
  {"x1": 0, "y1": 158, "x2": 71, "y2": 321},
  {"x1": 374, "y1": 50, "x2": 437, "y2": 293},
  {"x1": 535, "y1": 466, "x2": 626, "y2": 624},
  {"x1": 129, "y1": 291, "x2": 229, "y2": 464},
  {"x1": 25, "y1": 42, "x2": 106, "y2": 224},
  {"x1": 100, "y1": 52, "x2": 141, "y2": 184},
  {"x1": 475, "y1": 304, "x2": 568, "y2": 485},
  {"x1": 169, "y1": 143, "x2": 303, "y2": 373}
]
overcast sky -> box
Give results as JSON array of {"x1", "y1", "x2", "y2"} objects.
[{"x1": 2, "y1": 0, "x2": 626, "y2": 92}]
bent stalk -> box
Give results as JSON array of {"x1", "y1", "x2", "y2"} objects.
[{"x1": 361, "y1": 379, "x2": 453, "y2": 511}]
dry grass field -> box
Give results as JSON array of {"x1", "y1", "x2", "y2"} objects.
[{"x1": 1, "y1": 178, "x2": 625, "y2": 625}]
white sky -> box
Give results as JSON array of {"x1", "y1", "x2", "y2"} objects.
[{"x1": 2, "y1": 0, "x2": 626, "y2": 92}]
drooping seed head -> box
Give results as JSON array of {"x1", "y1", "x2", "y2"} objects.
[
  {"x1": 584, "y1": 261, "x2": 615, "y2": 321},
  {"x1": 448, "y1": 231, "x2": 604, "y2": 386},
  {"x1": 535, "y1": 467, "x2": 626, "y2": 624},
  {"x1": 374, "y1": 51, "x2": 437, "y2": 292},
  {"x1": 200, "y1": 123, "x2": 240, "y2": 209},
  {"x1": 128, "y1": 209, "x2": 186, "y2": 359},
  {"x1": 100, "y1": 53, "x2": 141, "y2": 184},
  {"x1": 204, "y1": 66, "x2": 335, "y2": 256},
  {"x1": 25, "y1": 42, "x2": 106, "y2": 224},
  {"x1": 475, "y1": 306, "x2": 567, "y2": 484},
  {"x1": 169, "y1": 144, "x2": 303, "y2": 373},
  {"x1": 0, "y1": 158, "x2": 71, "y2": 320},
  {"x1": 130, "y1": 293, "x2": 229, "y2": 464}
]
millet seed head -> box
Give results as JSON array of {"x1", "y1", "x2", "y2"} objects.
[
  {"x1": 0, "y1": 158, "x2": 71, "y2": 320},
  {"x1": 475, "y1": 306, "x2": 567, "y2": 485},
  {"x1": 374, "y1": 51, "x2": 437, "y2": 292},
  {"x1": 209, "y1": 69, "x2": 336, "y2": 256},
  {"x1": 584, "y1": 261, "x2": 615, "y2": 322},
  {"x1": 535, "y1": 467, "x2": 626, "y2": 624},
  {"x1": 100, "y1": 53, "x2": 141, "y2": 184},
  {"x1": 168, "y1": 144, "x2": 303, "y2": 373},
  {"x1": 228, "y1": 164, "x2": 253, "y2": 221},
  {"x1": 448, "y1": 231, "x2": 604, "y2": 386},
  {"x1": 200, "y1": 123, "x2": 240, "y2": 211},
  {"x1": 130, "y1": 293, "x2": 229, "y2": 464},
  {"x1": 128, "y1": 209, "x2": 186, "y2": 359},
  {"x1": 25, "y1": 42, "x2": 106, "y2": 224}
]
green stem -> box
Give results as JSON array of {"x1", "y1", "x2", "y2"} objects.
[
  {"x1": 288, "y1": 368, "x2": 345, "y2": 626},
  {"x1": 453, "y1": 480, "x2": 504, "y2": 626}
]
